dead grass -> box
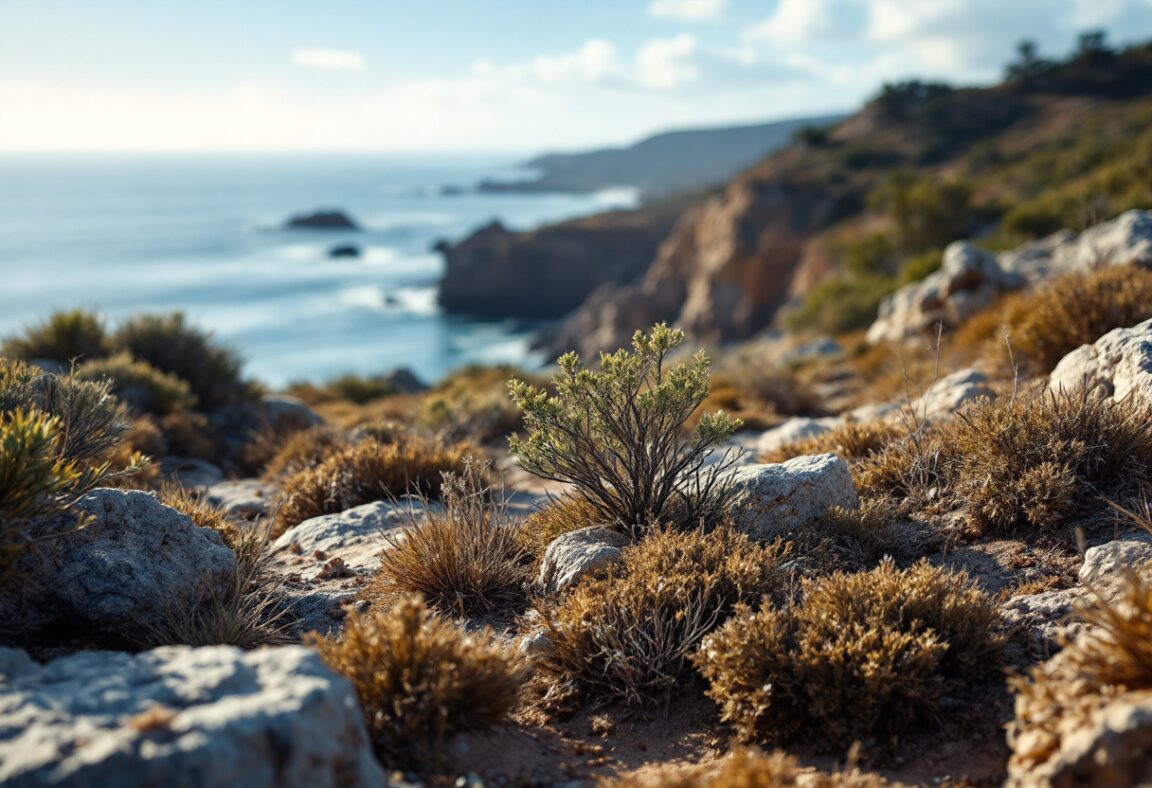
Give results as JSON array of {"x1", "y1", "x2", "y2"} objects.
[
  {"x1": 273, "y1": 436, "x2": 475, "y2": 536},
  {"x1": 696, "y1": 559, "x2": 1002, "y2": 750},
  {"x1": 761, "y1": 419, "x2": 904, "y2": 465},
  {"x1": 310, "y1": 596, "x2": 528, "y2": 768},
  {"x1": 257, "y1": 424, "x2": 349, "y2": 479},
  {"x1": 518, "y1": 495, "x2": 605, "y2": 561},
  {"x1": 371, "y1": 459, "x2": 530, "y2": 617},
  {"x1": 610, "y1": 746, "x2": 890, "y2": 787},
  {"x1": 537, "y1": 526, "x2": 791, "y2": 706}
]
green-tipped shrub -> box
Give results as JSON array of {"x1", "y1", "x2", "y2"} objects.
[
  {"x1": 310, "y1": 597, "x2": 527, "y2": 768},
  {"x1": 113, "y1": 312, "x2": 250, "y2": 411},
  {"x1": 696, "y1": 560, "x2": 1001, "y2": 749},
  {"x1": 76, "y1": 353, "x2": 196, "y2": 415},
  {"x1": 538, "y1": 526, "x2": 790, "y2": 705},
  {"x1": 2, "y1": 309, "x2": 110, "y2": 364},
  {"x1": 509, "y1": 324, "x2": 740, "y2": 538}
]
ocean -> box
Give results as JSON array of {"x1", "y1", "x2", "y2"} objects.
[{"x1": 0, "y1": 154, "x2": 636, "y2": 387}]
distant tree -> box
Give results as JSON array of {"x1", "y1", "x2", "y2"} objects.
[
  {"x1": 868, "y1": 171, "x2": 973, "y2": 252},
  {"x1": 1078, "y1": 30, "x2": 1109, "y2": 56},
  {"x1": 1006, "y1": 39, "x2": 1053, "y2": 85},
  {"x1": 793, "y1": 125, "x2": 830, "y2": 148}
]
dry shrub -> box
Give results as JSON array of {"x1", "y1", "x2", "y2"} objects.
[
  {"x1": 761, "y1": 419, "x2": 904, "y2": 465},
  {"x1": 274, "y1": 436, "x2": 473, "y2": 535},
  {"x1": 696, "y1": 560, "x2": 1001, "y2": 749},
  {"x1": 948, "y1": 388, "x2": 1152, "y2": 534},
  {"x1": 257, "y1": 424, "x2": 349, "y2": 479},
  {"x1": 372, "y1": 460, "x2": 529, "y2": 617},
  {"x1": 160, "y1": 485, "x2": 237, "y2": 546},
  {"x1": 75, "y1": 352, "x2": 196, "y2": 415},
  {"x1": 2, "y1": 309, "x2": 110, "y2": 363},
  {"x1": 853, "y1": 425, "x2": 954, "y2": 507},
  {"x1": 997, "y1": 266, "x2": 1152, "y2": 376},
  {"x1": 518, "y1": 495, "x2": 604, "y2": 560},
  {"x1": 807, "y1": 500, "x2": 921, "y2": 571},
  {"x1": 310, "y1": 597, "x2": 527, "y2": 768},
  {"x1": 141, "y1": 524, "x2": 290, "y2": 649},
  {"x1": 420, "y1": 364, "x2": 528, "y2": 444},
  {"x1": 610, "y1": 747, "x2": 889, "y2": 788},
  {"x1": 158, "y1": 410, "x2": 224, "y2": 462},
  {"x1": 538, "y1": 526, "x2": 791, "y2": 705}
]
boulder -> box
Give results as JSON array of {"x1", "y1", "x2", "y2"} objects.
[
  {"x1": 271, "y1": 499, "x2": 435, "y2": 573},
  {"x1": 536, "y1": 526, "x2": 629, "y2": 594},
  {"x1": 160, "y1": 457, "x2": 225, "y2": 489},
  {"x1": 0, "y1": 645, "x2": 387, "y2": 787},
  {"x1": 1, "y1": 489, "x2": 235, "y2": 634},
  {"x1": 204, "y1": 480, "x2": 279, "y2": 521},
  {"x1": 727, "y1": 453, "x2": 859, "y2": 540},
  {"x1": 260, "y1": 394, "x2": 323, "y2": 431},
  {"x1": 1079, "y1": 531, "x2": 1152, "y2": 600},
  {"x1": 1049, "y1": 318, "x2": 1152, "y2": 403},
  {"x1": 908, "y1": 367, "x2": 995, "y2": 419},
  {"x1": 285, "y1": 210, "x2": 359, "y2": 231},
  {"x1": 868, "y1": 241, "x2": 1021, "y2": 344}
]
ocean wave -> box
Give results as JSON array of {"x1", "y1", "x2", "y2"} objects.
[{"x1": 362, "y1": 212, "x2": 452, "y2": 232}]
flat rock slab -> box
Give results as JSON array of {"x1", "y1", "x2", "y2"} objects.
[
  {"x1": 728, "y1": 453, "x2": 859, "y2": 540},
  {"x1": 0, "y1": 645, "x2": 388, "y2": 788}
]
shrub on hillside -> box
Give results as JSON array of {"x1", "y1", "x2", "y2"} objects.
[
  {"x1": 274, "y1": 436, "x2": 473, "y2": 535},
  {"x1": 113, "y1": 312, "x2": 251, "y2": 411},
  {"x1": 509, "y1": 324, "x2": 740, "y2": 538},
  {"x1": 695, "y1": 560, "x2": 1001, "y2": 749},
  {"x1": 372, "y1": 459, "x2": 529, "y2": 617},
  {"x1": 2, "y1": 309, "x2": 110, "y2": 364},
  {"x1": 783, "y1": 273, "x2": 898, "y2": 334},
  {"x1": 76, "y1": 353, "x2": 196, "y2": 415},
  {"x1": 310, "y1": 597, "x2": 527, "y2": 768},
  {"x1": 538, "y1": 526, "x2": 790, "y2": 705}
]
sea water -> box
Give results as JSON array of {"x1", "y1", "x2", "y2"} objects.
[{"x1": 0, "y1": 153, "x2": 636, "y2": 387}]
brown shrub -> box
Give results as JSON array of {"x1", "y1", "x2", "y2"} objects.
[
  {"x1": 257, "y1": 424, "x2": 349, "y2": 479},
  {"x1": 160, "y1": 485, "x2": 237, "y2": 546},
  {"x1": 852, "y1": 425, "x2": 954, "y2": 507},
  {"x1": 696, "y1": 560, "x2": 1002, "y2": 749},
  {"x1": 420, "y1": 364, "x2": 530, "y2": 444},
  {"x1": 274, "y1": 437, "x2": 474, "y2": 535},
  {"x1": 158, "y1": 410, "x2": 224, "y2": 463},
  {"x1": 948, "y1": 388, "x2": 1152, "y2": 533},
  {"x1": 310, "y1": 597, "x2": 527, "y2": 768},
  {"x1": 997, "y1": 266, "x2": 1152, "y2": 376},
  {"x1": 761, "y1": 419, "x2": 904, "y2": 465},
  {"x1": 372, "y1": 460, "x2": 529, "y2": 617},
  {"x1": 518, "y1": 495, "x2": 604, "y2": 560},
  {"x1": 538, "y1": 526, "x2": 791, "y2": 706},
  {"x1": 610, "y1": 746, "x2": 890, "y2": 788}
]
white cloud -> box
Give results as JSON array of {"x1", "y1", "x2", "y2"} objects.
[
  {"x1": 635, "y1": 34, "x2": 700, "y2": 89},
  {"x1": 744, "y1": 0, "x2": 848, "y2": 43},
  {"x1": 291, "y1": 48, "x2": 366, "y2": 72},
  {"x1": 648, "y1": 0, "x2": 727, "y2": 22}
]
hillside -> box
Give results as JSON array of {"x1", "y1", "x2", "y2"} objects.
[
  {"x1": 476, "y1": 115, "x2": 843, "y2": 200},
  {"x1": 545, "y1": 36, "x2": 1152, "y2": 358}
]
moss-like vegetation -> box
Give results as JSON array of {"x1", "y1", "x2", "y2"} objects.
[
  {"x1": 75, "y1": 353, "x2": 196, "y2": 416},
  {"x1": 1, "y1": 309, "x2": 110, "y2": 364}
]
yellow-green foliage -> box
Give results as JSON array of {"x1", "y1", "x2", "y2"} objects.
[
  {"x1": 538, "y1": 526, "x2": 790, "y2": 705},
  {"x1": 2, "y1": 309, "x2": 110, "y2": 363},
  {"x1": 310, "y1": 597, "x2": 527, "y2": 768},
  {"x1": 510, "y1": 324, "x2": 741, "y2": 537},
  {"x1": 76, "y1": 353, "x2": 196, "y2": 415},
  {"x1": 948, "y1": 389, "x2": 1152, "y2": 533},
  {"x1": 274, "y1": 436, "x2": 473, "y2": 535},
  {"x1": 113, "y1": 312, "x2": 250, "y2": 411},
  {"x1": 696, "y1": 560, "x2": 1001, "y2": 749},
  {"x1": 997, "y1": 266, "x2": 1152, "y2": 375},
  {"x1": 373, "y1": 460, "x2": 529, "y2": 616}
]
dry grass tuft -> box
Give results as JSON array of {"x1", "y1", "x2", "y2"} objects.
[
  {"x1": 761, "y1": 419, "x2": 904, "y2": 465},
  {"x1": 310, "y1": 596, "x2": 527, "y2": 768},
  {"x1": 518, "y1": 495, "x2": 605, "y2": 560},
  {"x1": 257, "y1": 424, "x2": 349, "y2": 479},
  {"x1": 273, "y1": 436, "x2": 474, "y2": 535},
  {"x1": 610, "y1": 746, "x2": 890, "y2": 787},
  {"x1": 372, "y1": 459, "x2": 530, "y2": 617},
  {"x1": 159, "y1": 485, "x2": 238, "y2": 546},
  {"x1": 538, "y1": 526, "x2": 791, "y2": 706},
  {"x1": 696, "y1": 559, "x2": 1001, "y2": 749}
]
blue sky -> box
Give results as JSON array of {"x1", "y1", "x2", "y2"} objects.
[{"x1": 3, "y1": 0, "x2": 1151, "y2": 153}]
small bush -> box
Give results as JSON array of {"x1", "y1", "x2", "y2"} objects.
[
  {"x1": 113, "y1": 312, "x2": 250, "y2": 411},
  {"x1": 696, "y1": 560, "x2": 1001, "y2": 749},
  {"x1": 274, "y1": 436, "x2": 473, "y2": 535},
  {"x1": 257, "y1": 424, "x2": 348, "y2": 479},
  {"x1": 760, "y1": 419, "x2": 903, "y2": 465},
  {"x1": 310, "y1": 597, "x2": 527, "y2": 768},
  {"x1": 538, "y1": 526, "x2": 791, "y2": 705},
  {"x1": 610, "y1": 746, "x2": 889, "y2": 787},
  {"x1": 948, "y1": 388, "x2": 1152, "y2": 533},
  {"x1": 999, "y1": 266, "x2": 1152, "y2": 375},
  {"x1": 783, "y1": 273, "x2": 899, "y2": 334},
  {"x1": 372, "y1": 460, "x2": 529, "y2": 617},
  {"x1": 509, "y1": 324, "x2": 740, "y2": 538},
  {"x1": 420, "y1": 364, "x2": 528, "y2": 444},
  {"x1": 2, "y1": 309, "x2": 110, "y2": 363},
  {"x1": 76, "y1": 353, "x2": 196, "y2": 415}
]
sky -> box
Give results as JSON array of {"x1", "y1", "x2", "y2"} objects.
[{"x1": 2, "y1": 0, "x2": 1151, "y2": 154}]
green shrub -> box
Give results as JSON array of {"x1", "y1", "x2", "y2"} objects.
[
  {"x1": 538, "y1": 526, "x2": 790, "y2": 705},
  {"x1": 696, "y1": 560, "x2": 1001, "y2": 749},
  {"x1": 509, "y1": 324, "x2": 740, "y2": 538},
  {"x1": 310, "y1": 597, "x2": 527, "y2": 768},
  {"x1": 868, "y1": 172, "x2": 973, "y2": 252},
  {"x1": 784, "y1": 273, "x2": 898, "y2": 334},
  {"x1": 113, "y1": 312, "x2": 250, "y2": 411},
  {"x1": 372, "y1": 459, "x2": 529, "y2": 617},
  {"x1": 76, "y1": 353, "x2": 195, "y2": 415},
  {"x1": 2, "y1": 309, "x2": 110, "y2": 363}
]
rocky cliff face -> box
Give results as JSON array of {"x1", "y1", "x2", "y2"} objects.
[
  {"x1": 543, "y1": 167, "x2": 843, "y2": 358},
  {"x1": 437, "y1": 209, "x2": 680, "y2": 320}
]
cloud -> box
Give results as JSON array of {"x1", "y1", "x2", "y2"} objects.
[
  {"x1": 291, "y1": 48, "x2": 366, "y2": 72},
  {"x1": 744, "y1": 0, "x2": 849, "y2": 44},
  {"x1": 635, "y1": 35, "x2": 700, "y2": 89},
  {"x1": 648, "y1": 0, "x2": 727, "y2": 22}
]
